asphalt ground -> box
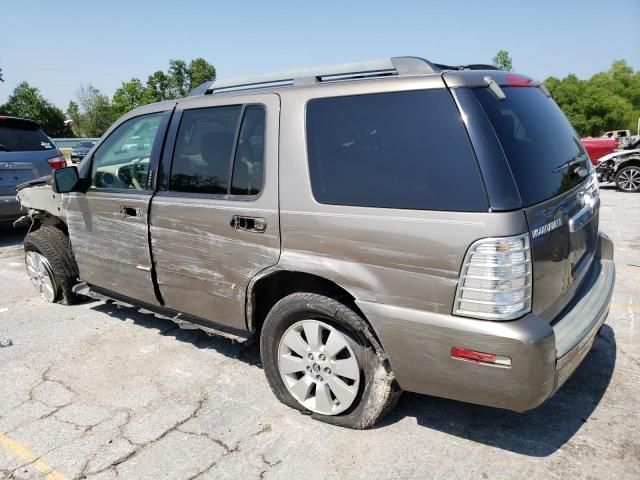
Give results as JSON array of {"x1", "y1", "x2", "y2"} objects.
[{"x1": 0, "y1": 185, "x2": 638, "y2": 479}]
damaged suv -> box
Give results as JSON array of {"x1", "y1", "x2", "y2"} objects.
[{"x1": 17, "y1": 57, "x2": 615, "y2": 429}]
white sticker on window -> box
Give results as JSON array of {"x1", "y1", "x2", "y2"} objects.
[{"x1": 41, "y1": 142, "x2": 53, "y2": 149}]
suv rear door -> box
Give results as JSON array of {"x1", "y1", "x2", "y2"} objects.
[
  {"x1": 67, "y1": 107, "x2": 172, "y2": 305},
  {"x1": 149, "y1": 93, "x2": 280, "y2": 330}
]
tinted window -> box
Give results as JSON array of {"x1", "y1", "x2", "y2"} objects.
[
  {"x1": 91, "y1": 112, "x2": 163, "y2": 190},
  {"x1": 306, "y1": 90, "x2": 487, "y2": 211},
  {"x1": 473, "y1": 87, "x2": 591, "y2": 206},
  {"x1": 170, "y1": 106, "x2": 241, "y2": 194},
  {"x1": 0, "y1": 127, "x2": 55, "y2": 152},
  {"x1": 231, "y1": 106, "x2": 265, "y2": 196}
]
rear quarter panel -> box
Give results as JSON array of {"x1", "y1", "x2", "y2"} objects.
[{"x1": 277, "y1": 77, "x2": 529, "y2": 314}]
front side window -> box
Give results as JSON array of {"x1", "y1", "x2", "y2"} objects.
[
  {"x1": 170, "y1": 106, "x2": 241, "y2": 194},
  {"x1": 91, "y1": 112, "x2": 164, "y2": 190},
  {"x1": 306, "y1": 89, "x2": 487, "y2": 211}
]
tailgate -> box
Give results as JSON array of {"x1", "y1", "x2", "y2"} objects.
[{"x1": 524, "y1": 178, "x2": 600, "y2": 322}]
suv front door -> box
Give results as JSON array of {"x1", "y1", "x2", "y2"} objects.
[
  {"x1": 66, "y1": 107, "x2": 172, "y2": 305},
  {"x1": 150, "y1": 94, "x2": 280, "y2": 330}
]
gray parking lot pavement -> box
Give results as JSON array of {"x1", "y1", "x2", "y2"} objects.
[{"x1": 0, "y1": 187, "x2": 639, "y2": 480}]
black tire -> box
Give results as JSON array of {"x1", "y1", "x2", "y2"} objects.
[
  {"x1": 615, "y1": 165, "x2": 640, "y2": 192},
  {"x1": 23, "y1": 226, "x2": 81, "y2": 305},
  {"x1": 260, "y1": 292, "x2": 401, "y2": 429}
]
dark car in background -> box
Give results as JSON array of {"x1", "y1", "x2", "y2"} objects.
[
  {"x1": 70, "y1": 141, "x2": 96, "y2": 163},
  {"x1": 0, "y1": 116, "x2": 66, "y2": 221}
]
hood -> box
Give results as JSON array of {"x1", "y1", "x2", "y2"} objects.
[{"x1": 597, "y1": 149, "x2": 640, "y2": 165}]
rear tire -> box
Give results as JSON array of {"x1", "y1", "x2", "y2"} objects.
[
  {"x1": 24, "y1": 226, "x2": 81, "y2": 304},
  {"x1": 615, "y1": 165, "x2": 640, "y2": 192},
  {"x1": 260, "y1": 292, "x2": 401, "y2": 429}
]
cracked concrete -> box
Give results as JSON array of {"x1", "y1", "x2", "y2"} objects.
[{"x1": 0, "y1": 187, "x2": 639, "y2": 479}]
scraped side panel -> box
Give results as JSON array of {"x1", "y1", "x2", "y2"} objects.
[{"x1": 65, "y1": 191, "x2": 159, "y2": 305}]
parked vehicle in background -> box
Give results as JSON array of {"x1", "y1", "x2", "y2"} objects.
[
  {"x1": 601, "y1": 129, "x2": 631, "y2": 148},
  {"x1": 16, "y1": 56, "x2": 614, "y2": 429},
  {"x1": 596, "y1": 148, "x2": 640, "y2": 192},
  {"x1": 0, "y1": 116, "x2": 66, "y2": 221},
  {"x1": 582, "y1": 137, "x2": 618, "y2": 164},
  {"x1": 70, "y1": 141, "x2": 96, "y2": 163}
]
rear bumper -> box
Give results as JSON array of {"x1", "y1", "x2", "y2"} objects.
[
  {"x1": 0, "y1": 195, "x2": 24, "y2": 221},
  {"x1": 358, "y1": 232, "x2": 615, "y2": 411}
]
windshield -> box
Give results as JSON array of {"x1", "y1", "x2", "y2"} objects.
[
  {"x1": 473, "y1": 86, "x2": 591, "y2": 206},
  {"x1": 0, "y1": 126, "x2": 55, "y2": 152}
]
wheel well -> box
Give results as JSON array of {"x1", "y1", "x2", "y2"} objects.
[
  {"x1": 249, "y1": 271, "x2": 364, "y2": 334},
  {"x1": 616, "y1": 157, "x2": 640, "y2": 173},
  {"x1": 28, "y1": 212, "x2": 68, "y2": 235}
]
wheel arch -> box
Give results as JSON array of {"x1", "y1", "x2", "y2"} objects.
[
  {"x1": 615, "y1": 156, "x2": 640, "y2": 173},
  {"x1": 247, "y1": 268, "x2": 368, "y2": 334}
]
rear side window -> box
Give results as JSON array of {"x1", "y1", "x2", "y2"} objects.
[
  {"x1": 170, "y1": 105, "x2": 266, "y2": 197},
  {"x1": 231, "y1": 105, "x2": 265, "y2": 196},
  {"x1": 0, "y1": 126, "x2": 55, "y2": 152},
  {"x1": 472, "y1": 87, "x2": 591, "y2": 206},
  {"x1": 306, "y1": 90, "x2": 488, "y2": 211},
  {"x1": 170, "y1": 106, "x2": 242, "y2": 194}
]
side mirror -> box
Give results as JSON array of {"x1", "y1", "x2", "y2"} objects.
[{"x1": 52, "y1": 166, "x2": 82, "y2": 194}]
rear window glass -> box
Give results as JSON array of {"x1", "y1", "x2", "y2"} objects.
[
  {"x1": 306, "y1": 90, "x2": 488, "y2": 211},
  {"x1": 472, "y1": 87, "x2": 590, "y2": 206},
  {"x1": 0, "y1": 127, "x2": 55, "y2": 152}
]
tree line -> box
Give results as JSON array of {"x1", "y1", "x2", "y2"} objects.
[
  {"x1": 0, "y1": 58, "x2": 215, "y2": 137},
  {"x1": 1, "y1": 53, "x2": 639, "y2": 139}
]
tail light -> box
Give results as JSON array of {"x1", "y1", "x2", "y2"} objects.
[
  {"x1": 453, "y1": 234, "x2": 532, "y2": 321},
  {"x1": 47, "y1": 155, "x2": 66, "y2": 169}
]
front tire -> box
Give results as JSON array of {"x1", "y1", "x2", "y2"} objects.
[
  {"x1": 260, "y1": 292, "x2": 401, "y2": 429},
  {"x1": 24, "y1": 226, "x2": 80, "y2": 304},
  {"x1": 615, "y1": 165, "x2": 640, "y2": 192}
]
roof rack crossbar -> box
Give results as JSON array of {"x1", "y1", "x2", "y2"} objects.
[{"x1": 196, "y1": 56, "x2": 438, "y2": 95}]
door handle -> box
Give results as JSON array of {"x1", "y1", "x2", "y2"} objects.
[
  {"x1": 120, "y1": 206, "x2": 142, "y2": 218},
  {"x1": 230, "y1": 215, "x2": 266, "y2": 232}
]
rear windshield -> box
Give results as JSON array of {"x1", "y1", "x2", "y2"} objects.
[
  {"x1": 306, "y1": 89, "x2": 488, "y2": 211},
  {"x1": 473, "y1": 86, "x2": 590, "y2": 206},
  {"x1": 0, "y1": 126, "x2": 55, "y2": 152}
]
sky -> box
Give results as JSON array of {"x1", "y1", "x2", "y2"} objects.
[{"x1": 1, "y1": 0, "x2": 639, "y2": 110}]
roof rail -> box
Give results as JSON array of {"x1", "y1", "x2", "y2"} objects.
[
  {"x1": 191, "y1": 56, "x2": 438, "y2": 95},
  {"x1": 435, "y1": 63, "x2": 500, "y2": 71}
]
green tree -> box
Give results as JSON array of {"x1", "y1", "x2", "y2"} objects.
[
  {"x1": 140, "y1": 58, "x2": 216, "y2": 103},
  {"x1": 0, "y1": 81, "x2": 71, "y2": 136},
  {"x1": 145, "y1": 70, "x2": 171, "y2": 103},
  {"x1": 0, "y1": 67, "x2": 4, "y2": 82},
  {"x1": 187, "y1": 58, "x2": 216, "y2": 90},
  {"x1": 75, "y1": 84, "x2": 116, "y2": 137},
  {"x1": 492, "y1": 50, "x2": 513, "y2": 71},
  {"x1": 545, "y1": 60, "x2": 640, "y2": 136},
  {"x1": 112, "y1": 78, "x2": 146, "y2": 117}
]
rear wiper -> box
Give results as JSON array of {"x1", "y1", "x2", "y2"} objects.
[
  {"x1": 0, "y1": 143, "x2": 11, "y2": 152},
  {"x1": 552, "y1": 155, "x2": 585, "y2": 173}
]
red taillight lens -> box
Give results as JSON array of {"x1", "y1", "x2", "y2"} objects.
[
  {"x1": 505, "y1": 74, "x2": 532, "y2": 87},
  {"x1": 451, "y1": 347, "x2": 512, "y2": 366},
  {"x1": 47, "y1": 155, "x2": 66, "y2": 169}
]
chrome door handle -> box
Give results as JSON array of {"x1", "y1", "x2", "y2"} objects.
[{"x1": 230, "y1": 215, "x2": 266, "y2": 232}]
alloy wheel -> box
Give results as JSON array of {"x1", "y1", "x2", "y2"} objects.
[
  {"x1": 25, "y1": 251, "x2": 57, "y2": 303},
  {"x1": 277, "y1": 319, "x2": 360, "y2": 415},
  {"x1": 618, "y1": 167, "x2": 640, "y2": 192}
]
